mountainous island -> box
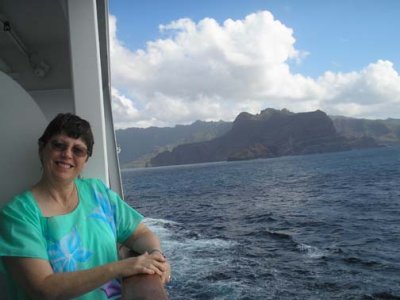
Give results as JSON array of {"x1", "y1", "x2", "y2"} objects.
[
  {"x1": 115, "y1": 108, "x2": 400, "y2": 168},
  {"x1": 148, "y1": 109, "x2": 378, "y2": 167}
]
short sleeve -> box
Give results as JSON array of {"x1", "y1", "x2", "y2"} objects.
[
  {"x1": 0, "y1": 194, "x2": 48, "y2": 272},
  {"x1": 95, "y1": 180, "x2": 144, "y2": 243}
]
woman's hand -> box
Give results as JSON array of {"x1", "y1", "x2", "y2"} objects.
[
  {"x1": 160, "y1": 260, "x2": 171, "y2": 284},
  {"x1": 117, "y1": 252, "x2": 167, "y2": 278},
  {"x1": 122, "y1": 223, "x2": 172, "y2": 284},
  {"x1": 148, "y1": 251, "x2": 171, "y2": 284}
]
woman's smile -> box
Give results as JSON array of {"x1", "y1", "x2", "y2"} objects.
[{"x1": 55, "y1": 160, "x2": 75, "y2": 169}]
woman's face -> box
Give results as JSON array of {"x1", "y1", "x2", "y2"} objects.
[{"x1": 40, "y1": 134, "x2": 89, "y2": 183}]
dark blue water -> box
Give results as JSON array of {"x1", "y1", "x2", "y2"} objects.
[{"x1": 122, "y1": 147, "x2": 400, "y2": 300}]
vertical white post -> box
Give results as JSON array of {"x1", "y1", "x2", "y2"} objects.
[{"x1": 67, "y1": 0, "x2": 109, "y2": 184}]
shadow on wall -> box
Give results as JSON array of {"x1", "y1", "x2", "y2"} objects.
[
  {"x1": 0, "y1": 71, "x2": 48, "y2": 299},
  {"x1": 0, "y1": 71, "x2": 47, "y2": 208}
]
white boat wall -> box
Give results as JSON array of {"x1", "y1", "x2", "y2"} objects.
[
  {"x1": 0, "y1": 0, "x2": 122, "y2": 203},
  {"x1": 0, "y1": 0, "x2": 168, "y2": 298}
]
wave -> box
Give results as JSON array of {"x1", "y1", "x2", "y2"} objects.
[
  {"x1": 246, "y1": 228, "x2": 331, "y2": 261},
  {"x1": 253, "y1": 229, "x2": 330, "y2": 259},
  {"x1": 297, "y1": 243, "x2": 328, "y2": 259},
  {"x1": 364, "y1": 292, "x2": 400, "y2": 300},
  {"x1": 343, "y1": 256, "x2": 384, "y2": 268},
  {"x1": 250, "y1": 229, "x2": 294, "y2": 240},
  {"x1": 142, "y1": 217, "x2": 253, "y2": 299},
  {"x1": 245, "y1": 213, "x2": 277, "y2": 224}
]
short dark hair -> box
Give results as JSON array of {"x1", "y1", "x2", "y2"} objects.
[{"x1": 38, "y1": 113, "x2": 94, "y2": 156}]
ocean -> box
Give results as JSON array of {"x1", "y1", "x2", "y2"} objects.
[{"x1": 121, "y1": 146, "x2": 400, "y2": 300}]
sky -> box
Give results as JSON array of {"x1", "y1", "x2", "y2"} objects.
[{"x1": 108, "y1": 0, "x2": 400, "y2": 129}]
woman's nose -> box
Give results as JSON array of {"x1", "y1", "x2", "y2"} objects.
[{"x1": 61, "y1": 147, "x2": 74, "y2": 157}]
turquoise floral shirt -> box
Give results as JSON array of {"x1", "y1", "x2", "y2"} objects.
[{"x1": 0, "y1": 178, "x2": 144, "y2": 300}]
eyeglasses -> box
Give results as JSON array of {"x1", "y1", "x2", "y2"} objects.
[{"x1": 49, "y1": 140, "x2": 88, "y2": 158}]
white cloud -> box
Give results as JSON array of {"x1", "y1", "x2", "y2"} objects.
[
  {"x1": 109, "y1": 12, "x2": 400, "y2": 129},
  {"x1": 318, "y1": 60, "x2": 400, "y2": 118}
]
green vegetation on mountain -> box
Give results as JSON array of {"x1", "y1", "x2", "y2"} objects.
[
  {"x1": 116, "y1": 109, "x2": 400, "y2": 168},
  {"x1": 116, "y1": 120, "x2": 231, "y2": 168},
  {"x1": 330, "y1": 116, "x2": 400, "y2": 144},
  {"x1": 149, "y1": 109, "x2": 378, "y2": 167}
]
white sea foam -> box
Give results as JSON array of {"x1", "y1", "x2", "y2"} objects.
[
  {"x1": 143, "y1": 218, "x2": 178, "y2": 238},
  {"x1": 144, "y1": 217, "x2": 179, "y2": 225},
  {"x1": 144, "y1": 217, "x2": 235, "y2": 249},
  {"x1": 143, "y1": 217, "x2": 237, "y2": 292},
  {"x1": 297, "y1": 243, "x2": 327, "y2": 259}
]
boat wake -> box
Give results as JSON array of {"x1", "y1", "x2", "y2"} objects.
[{"x1": 144, "y1": 218, "x2": 245, "y2": 299}]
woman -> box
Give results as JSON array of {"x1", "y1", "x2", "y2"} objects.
[{"x1": 0, "y1": 113, "x2": 170, "y2": 299}]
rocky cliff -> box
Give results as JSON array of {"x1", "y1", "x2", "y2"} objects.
[
  {"x1": 116, "y1": 120, "x2": 231, "y2": 167},
  {"x1": 331, "y1": 116, "x2": 400, "y2": 145},
  {"x1": 149, "y1": 109, "x2": 379, "y2": 166}
]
